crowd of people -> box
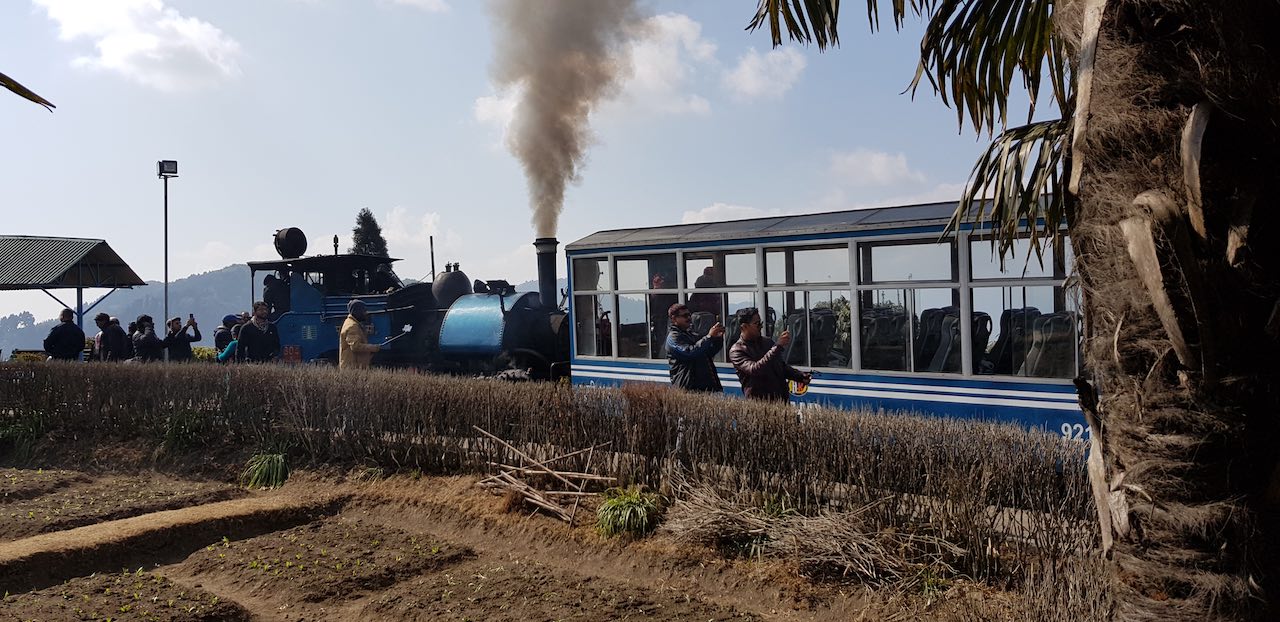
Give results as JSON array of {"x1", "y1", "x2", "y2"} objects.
[
  {"x1": 664, "y1": 303, "x2": 812, "y2": 403},
  {"x1": 38, "y1": 297, "x2": 385, "y2": 368},
  {"x1": 37, "y1": 301, "x2": 282, "y2": 365}
]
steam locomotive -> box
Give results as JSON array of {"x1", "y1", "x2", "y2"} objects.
[{"x1": 247, "y1": 228, "x2": 570, "y2": 379}]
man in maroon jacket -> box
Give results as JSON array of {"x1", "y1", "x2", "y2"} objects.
[{"x1": 728, "y1": 307, "x2": 810, "y2": 401}]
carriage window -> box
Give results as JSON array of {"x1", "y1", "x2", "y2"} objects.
[
  {"x1": 616, "y1": 254, "x2": 676, "y2": 290},
  {"x1": 648, "y1": 293, "x2": 678, "y2": 359},
  {"x1": 807, "y1": 290, "x2": 852, "y2": 368},
  {"x1": 574, "y1": 294, "x2": 613, "y2": 356},
  {"x1": 969, "y1": 237, "x2": 1060, "y2": 280},
  {"x1": 616, "y1": 294, "x2": 648, "y2": 358},
  {"x1": 910, "y1": 288, "x2": 961, "y2": 374},
  {"x1": 860, "y1": 241, "x2": 956, "y2": 283},
  {"x1": 859, "y1": 289, "x2": 909, "y2": 371},
  {"x1": 767, "y1": 291, "x2": 808, "y2": 366},
  {"x1": 766, "y1": 245, "x2": 849, "y2": 286},
  {"x1": 687, "y1": 291, "x2": 756, "y2": 361},
  {"x1": 971, "y1": 285, "x2": 1078, "y2": 378},
  {"x1": 572, "y1": 258, "x2": 610, "y2": 291},
  {"x1": 684, "y1": 250, "x2": 756, "y2": 288}
]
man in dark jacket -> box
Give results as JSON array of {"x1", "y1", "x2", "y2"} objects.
[
  {"x1": 665, "y1": 303, "x2": 725, "y2": 392},
  {"x1": 132, "y1": 315, "x2": 166, "y2": 362},
  {"x1": 164, "y1": 315, "x2": 202, "y2": 362},
  {"x1": 43, "y1": 309, "x2": 85, "y2": 360},
  {"x1": 237, "y1": 301, "x2": 280, "y2": 363},
  {"x1": 95, "y1": 313, "x2": 130, "y2": 361},
  {"x1": 728, "y1": 307, "x2": 810, "y2": 401},
  {"x1": 213, "y1": 314, "x2": 238, "y2": 352}
]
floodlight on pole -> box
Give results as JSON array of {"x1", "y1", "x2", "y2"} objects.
[{"x1": 157, "y1": 160, "x2": 178, "y2": 356}]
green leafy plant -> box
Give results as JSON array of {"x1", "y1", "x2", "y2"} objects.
[
  {"x1": 596, "y1": 485, "x2": 661, "y2": 538},
  {"x1": 240, "y1": 453, "x2": 288, "y2": 489}
]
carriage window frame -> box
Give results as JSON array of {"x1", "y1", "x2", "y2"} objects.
[
  {"x1": 858, "y1": 239, "x2": 959, "y2": 285},
  {"x1": 570, "y1": 229, "x2": 1079, "y2": 381}
]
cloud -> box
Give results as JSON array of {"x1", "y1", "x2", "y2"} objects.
[
  {"x1": 621, "y1": 13, "x2": 717, "y2": 116},
  {"x1": 383, "y1": 206, "x2": 443, "y2": 247},
  {"x1": 722, "y1": 47, "x2": 806, "y2": 102},
  {"x1": 829, "y1": 149, "x2": 927, "y2": 187},
  {"x1": 33, "y1": 0, "x2": 242, "y2": 92},
  {"x1": 382, "y1": 0, "x2": 450, "y2": 13},
  {"x1": 681, "y1": 202, "x2": 782, "y2": 224}
]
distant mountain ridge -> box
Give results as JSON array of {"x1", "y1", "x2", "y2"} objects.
[{"x1": 0, "y1": 264, "x2": 567, "y2": 356}]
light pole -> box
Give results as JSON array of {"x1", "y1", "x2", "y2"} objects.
[{"x1": 157, "y1": 160, "x2": 178, "y2": 344}]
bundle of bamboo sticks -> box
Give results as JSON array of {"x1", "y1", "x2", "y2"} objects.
[{"x1": 473, "y1": 425, "x2": 615, "y2": 525}]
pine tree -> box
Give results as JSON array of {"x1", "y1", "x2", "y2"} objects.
[{"x1": 349, "y1": 208, "x2": 389, "y2": 257}]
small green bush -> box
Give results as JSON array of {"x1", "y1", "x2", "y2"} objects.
[
  {"x1": 596, "y1": 485, "x2": 662, "y2": 538},
  {"x1": 240, "y1": 453, "x2": 288, "y2": 489},
  {"x1": 191, "y1": 346, "x2": 219, "y2": 363}
]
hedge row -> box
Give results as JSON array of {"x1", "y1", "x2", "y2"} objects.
[{"x1": 0, "y1": 361, "x2": 1095, "y2": 580}]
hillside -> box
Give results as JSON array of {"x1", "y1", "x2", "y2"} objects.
[{"x1": 0, "y1": 265, "x2": 566, "y2": 357}]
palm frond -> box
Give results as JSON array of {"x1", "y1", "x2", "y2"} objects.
[
  {"x1": 747, "y1": 0, "x2": 842, "y2": 50},
  {"x1": 748, "y1": 1, "x2": 1069, "y2": 138},
  {"x1": 0, "y1": 71, "x2": 55, "y2": 112},
  {"x1": 911, "y1": 0, "x2": 1069, "y2": 135},
  {"x1": 951, "y1": 117, "x2": 1070, "y2": 264}
]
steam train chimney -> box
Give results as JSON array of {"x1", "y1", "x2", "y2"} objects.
[{"x1": 534, "y1": 237, "x2": 559, "y2": 309}]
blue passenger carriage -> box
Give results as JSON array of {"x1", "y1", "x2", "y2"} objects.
[{"x1": 564, "y1": 201, "x2": 1089, "y2": 440}]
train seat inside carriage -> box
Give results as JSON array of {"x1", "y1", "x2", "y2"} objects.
[
  {"x1": 1018, "y1": 312, "x2": 1077, "y2": 377},
  {"x1": 861, "y1": 307, "x2": 908, "y2": 369},
  {"x1": 690, "y1": 311, "x2": 717, "y2": 339},
  {"x1": 773, "y1": 311, "x2": 825, "y2": 366}
]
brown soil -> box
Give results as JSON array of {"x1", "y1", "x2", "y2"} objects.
[
  {"x1": 0, "y1": 468, "x2": 89, "y2": 502},
  {"x1": 0, "y1": 474, "x2": 246, "y2": 542},
  {"x1": 363, "y1": 556, "x2": 761, "y2": 621},
  {"x1": 0, "y1": 468, "x2": 1032, "y2": 620},
  {"x1": 0, "y1": 570, "x2": 251, "y2": 621},
  {"x1": 179, "y1": 517, "x2": 472, "y2": 603}
]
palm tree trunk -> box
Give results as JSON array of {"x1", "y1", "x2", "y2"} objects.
[{"x1": 1071, "y1": 2, "x2": 1280, "y2": 619}]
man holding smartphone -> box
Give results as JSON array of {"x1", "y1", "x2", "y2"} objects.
[
  {"x1": 729, "y1": 307, "x2": 810, "y2": 401},
  {"x1": 665, "y1": 302, "x2": 725, "y2": 392},
  {"x1": 164, "y1": 314, "x2": 202, "y2": 362}
]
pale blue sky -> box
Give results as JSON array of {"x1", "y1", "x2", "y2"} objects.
[{"x1": 0, "y1": 0, "x2": 1022, "y2": 321}]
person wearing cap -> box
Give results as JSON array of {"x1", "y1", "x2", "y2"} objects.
[
  {"x1": 664, "y1": 302, "x2": 725, "y2": 392},
  {"x1": 217, "y1": 324, "x2": 241, "y2": 363},
  {"x1": 43, "y1": 308, "x2": 86, "y2": 361},
  {"x1": 729, "y1": 307, "x2": 810, "y2": 401},
  {"x1": 94, "y1": 312, "x2": 130, "y2": 361},
  {"x1": 214, "y1": 314, "x2": 239, "y2": 352},
  {"x1": 132, "y1": 314, "x2": 166, "y2": 362},
  {"x1": 163, "y1": 315, "x2": 202, "y2": 362},
  {"x1": 339, "y1": 299, "x2": 381, "y2": 369},
  {"x1": 236, "y1": 301, "x2": 280, "y2": 363}
]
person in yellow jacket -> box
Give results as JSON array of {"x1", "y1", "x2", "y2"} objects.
[{"x1": 339, "y1": 299, "x2": 381, "y2": 369}]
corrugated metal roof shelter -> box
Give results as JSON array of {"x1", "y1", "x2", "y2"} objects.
[
  {"x1": 566, "y1": 200, "x2": 981, "y2": 252},
  {"x1": 0, "y1": 235, "x2": 145, "y2": 330}
]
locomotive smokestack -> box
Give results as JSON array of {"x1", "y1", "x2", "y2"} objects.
[{"x1": 534, "y1": 237, "x2": 559, "y2": 310}]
